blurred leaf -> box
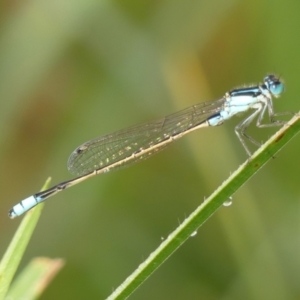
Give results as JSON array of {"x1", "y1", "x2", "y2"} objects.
[
  {"x1": 0, "y1": 178, "x2": 51, "y2": 300},
  {"x1": 5, "y1": 257, "x2": 64, "y2": 300}
]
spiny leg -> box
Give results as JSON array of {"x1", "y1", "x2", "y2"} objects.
[{"x1": 235, "y1": 108, "x2": 262, "y2": 156}]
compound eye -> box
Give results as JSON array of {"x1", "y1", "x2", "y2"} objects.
[
  {"x1": 270, "y1": 81, "x2": 284, "y2": 96},
  {"x1": 264, "y1": 75, "x2": 284, "y2": 96}
]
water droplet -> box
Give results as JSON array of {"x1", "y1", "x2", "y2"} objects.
[
  {"x1": 223, "y1": 196, "x2": 233, "y2": 207},
  {"x1": 190, "y1": 231, "x2": 197, "y2": 237}
]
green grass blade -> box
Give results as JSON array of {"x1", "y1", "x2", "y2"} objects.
[
  {"x1": 106, "y1": 113, "x2": 300, "y2": 300},
  {"x1": 5, "y1": 257, "x2": 64, "y2": 300},
  {"x1": 0, "y1": 178, "x2": 51, "y2": 300}
]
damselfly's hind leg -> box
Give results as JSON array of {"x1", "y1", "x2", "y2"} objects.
[{"x1": 235, "y1": 109, "x2": 261, "y2": 156}]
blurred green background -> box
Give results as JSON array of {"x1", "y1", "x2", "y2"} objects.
[{"x1": 1, "y1": 0, "x2": 299, "y2": 299}]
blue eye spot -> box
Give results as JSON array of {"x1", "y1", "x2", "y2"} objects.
[
  {"x1": 264, "y1": 75, "x2": 284, "y2": 96},
  {"x1": 270, "y1": 82, "x2": 284, "y2": 96}
]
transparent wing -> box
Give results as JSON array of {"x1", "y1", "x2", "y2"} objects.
[{"x1": 67, "y1": 98, "x2": 225, "y2": 176}]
